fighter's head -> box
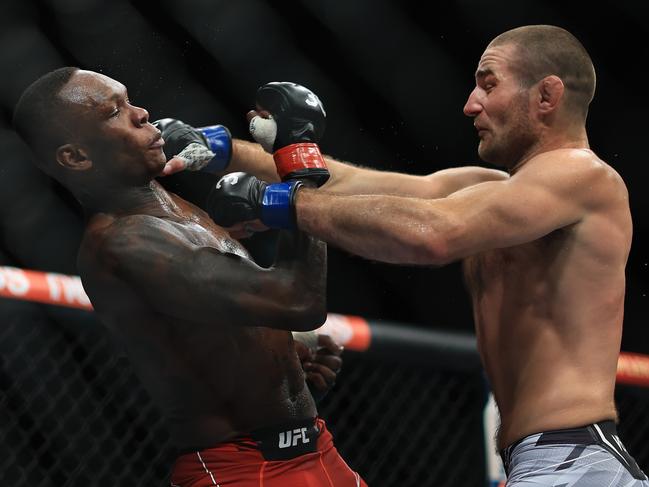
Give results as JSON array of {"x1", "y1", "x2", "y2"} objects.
[
  {"x1": 13, "y1": 67, "x2": 166, "y2": 194},
  {"x1": 463, "y1": 25, "x2": 596, "y2": 168}
]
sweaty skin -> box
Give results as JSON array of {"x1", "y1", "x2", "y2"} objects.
[
  {"x1": 58, "y1": 71, "x2": 327, "y2": 450},
  {"x1": 284, "y1": 45, "x2": 632, "y2": 449},
  {"x1": 462, "y1": 151, "x2": 630, "y2": 448},
  {"x1": 157, "y1": 42, "x2": 632, "y2": 451}
]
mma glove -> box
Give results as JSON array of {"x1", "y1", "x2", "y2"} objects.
[
  {"x1": 249, "y1": 82, "x2": 329, "y2": 187},
  {"x1": 153, "y1": 118, "x2": 232, "y2": 172},
  {"x1": 206, "y1": 172, "x2": 301, "y2": 229}
]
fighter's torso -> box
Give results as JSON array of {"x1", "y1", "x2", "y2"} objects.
[
  {"x1": 462, "y1": 166, "x2": 631, "y2": 449},
  {"x1": 77, "y1": 192, "x2": 315, "y2": 450}
]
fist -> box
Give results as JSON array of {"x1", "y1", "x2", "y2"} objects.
[
  {"x1": 206, "y1": 172, "x2": 267, "y2": 227},
  {"x1": 153, "y1": 118, "x2": 232, "y2": 175},
  {"x1": 206, "y1": 172, "x2": 302, "y2": 230},
  {"x1": 294, "y1": 333, "x2": 344, "y2": 403},
  {"x1": 249, "y1": 82, "x2": 329, "y2": 186},
  {"x1": 255, "y1": 82, "x2": 326, "y2": 151}
]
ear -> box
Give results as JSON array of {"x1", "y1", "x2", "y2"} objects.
[
  {"x1": 538, "y1": 75, "x2": 564, "y2": 115},
  {"x1": 55, "y1": 144, "x2": 92, "y2": 171}
]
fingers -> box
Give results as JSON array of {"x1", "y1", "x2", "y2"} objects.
[
  {"x1": 161, "y1": 156, "x2": 187, "y2": 176},
  {"x1": 293, "y1": 340, "x2": 312, "y2": 362},
  {"x1": 248, "y1": 114, "x2": 277, "y2": 153},
  {"x1": 317, "y1": 334, "x2": 344, "y2": 356},
  {"x1": 248, "y1": 109, "x2": 272, "y2": 121},
  {"x1": 312, "y1": 353, "x2": 342, "y2": 373},
  {"x1": 304, "y1": 361, "x2": 337, "y2": 390}
]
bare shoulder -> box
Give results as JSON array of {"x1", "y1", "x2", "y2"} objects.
[
  {"x1": 518, "y1": 149, "x2": 628, "y2": 207},
  {"x1": 82, "y1": 214, "x2": 189, "y2": 272}
]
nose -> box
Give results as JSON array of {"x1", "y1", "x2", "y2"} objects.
[
  {"x1": 132, "y1": 105, "x2": 149, "y2": 127},
  {"x1": 463, "y1": 87, "x2": 482, "y2": 118}
]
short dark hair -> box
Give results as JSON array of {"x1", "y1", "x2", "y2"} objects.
[
  {"x1": 490, "y1": 25, "x2": 596, "y2": 120},
  {"x1": 12, "y1": 66, "x2": 80, "y2": 163}
]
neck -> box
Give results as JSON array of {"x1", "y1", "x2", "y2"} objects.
[
  {"x1": 509, "y1": 125, "x2": 589, "y2": 175},
  {"x1": 77, "y1": 179, "x2": 180, "y2": 218}
]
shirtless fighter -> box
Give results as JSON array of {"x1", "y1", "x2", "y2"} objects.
[
  {"x1": 197, "y1": 25, "x2": 647, "y2": 486},
  {"x1": 12, "y1": 67, "x2": 365, "y2": 487}
]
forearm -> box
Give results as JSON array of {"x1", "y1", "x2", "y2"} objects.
[
  {"x1": 323, "y1": 163, "x2": 508, "y2": 199},
  {"x1": 295, "y1": 190, "x2": 457, "y2": 265},
  {"x1": 225, "y1": 139, "x2": 281, "y2": 182},
  {"x1": 228, "y1": 139, "x2": 507, "y2": 200},
  {"x1": 227, "y1": 139, "x2": 344, "y2": 186},
  {"x1": 271, "y1": 231, "x2": 328, "y2": 329}
]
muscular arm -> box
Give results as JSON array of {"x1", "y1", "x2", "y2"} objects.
[
  {"x1": 294, "y1": 152, "x2": 615, "y2": 265},
  {"x1": 228, "y1": 139, "x2": 508, "y2": 198},
  {"x1": 98, "y1": 217, "x2": 327, "y2": 330}
]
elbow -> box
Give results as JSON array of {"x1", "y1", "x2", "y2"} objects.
[
  {"x1": 286, "y1": 298, "x2": 327, "y2": 332},
  {"x1": 268, "y1": 281, "x2": 327, "y2": 331},
  {"x1": 408, "y1": 222, "x2": 464, "y2": 266},
  {"x1": 419, "y1": 238, "x2": 453, "y2": 266}
]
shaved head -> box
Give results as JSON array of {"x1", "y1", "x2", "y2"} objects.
[
  {"x1": 489, "y1": 25, "x2": 596, "y2": 121},
  {"x1": 12, "y1": 67, "x2": 80, "y2": 171}
]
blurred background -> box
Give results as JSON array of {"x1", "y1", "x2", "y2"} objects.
[
  {"x1": 1, "y1": 0, "x2": 647, "y2": 346},
  {"x1": 1, "y1": 1, "x2": 648, "y2": 486}
]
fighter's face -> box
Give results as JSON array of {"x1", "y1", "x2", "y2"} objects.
[
  {"x1": 58, "y1": 70, "x2": 166, "y2": 182},
  {"x1": 463, "y1": 44, "x2": 538, "y2": 169}
]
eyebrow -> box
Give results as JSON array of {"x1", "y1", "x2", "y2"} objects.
[
  {"x1": 475, "y1": 68, "x2": 495, "y2": 80},
  {"x1": 108, "y1": 85, "x2": 128, "y2": 103}
]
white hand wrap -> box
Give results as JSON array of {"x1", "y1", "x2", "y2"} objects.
[
  {"x1": 291, "y1": 330, "x2": 319, "y2": 351},
  {"x1": 249, "y1": 115, "x2": 277, "y2": 153},
  {"x1": 176, "y1": 142, "x2": 216, "y2": 171}
]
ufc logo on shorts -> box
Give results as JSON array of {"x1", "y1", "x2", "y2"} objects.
[{"x1": 278, "y1": 427, "x2": 310, "y2": 448}]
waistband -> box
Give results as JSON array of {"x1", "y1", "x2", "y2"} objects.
[
  {"x1": 251, "y1": 417, "x2": 321, "y2": 461},
  {"x1": 499, "y1": 420, "x2": 646, "y2": 480},
  {"x1": 177, "y1": 417, "x2": 325, "y2": 462}
]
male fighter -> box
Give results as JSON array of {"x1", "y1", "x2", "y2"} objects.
[
  {"x1": 202, "y1": 25, "x2": 647, "y2": 485},
  {"x1": 12, "y1": 67, "x2": 365, "y2": 487}
]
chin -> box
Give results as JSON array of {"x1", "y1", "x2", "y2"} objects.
[
  {"x1": 149, "y1": 153, "x2": 167, "y2": 171},
  {"x1": 478, "y1": 143, "x2": 496, "y2": 164}
]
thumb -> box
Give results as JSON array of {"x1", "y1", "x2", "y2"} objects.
[
  {"x1": 161, "y1": 156, "x2": 187, "y2": 176},
  {"x1": 248, "y1": 115, "x2": 277, "y2": 153}
]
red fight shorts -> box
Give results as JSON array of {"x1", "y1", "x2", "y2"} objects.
[{"x1": 170, "y1": 417, "x2": 367, "y2": 487}]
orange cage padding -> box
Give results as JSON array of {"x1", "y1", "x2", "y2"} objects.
[{"x1": 2, "y1": 265, "x2": 648, "y2": 385}]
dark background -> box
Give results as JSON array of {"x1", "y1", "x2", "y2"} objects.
[{"x1": 0, "y1": 0, "x2": 647, "y2": 351}]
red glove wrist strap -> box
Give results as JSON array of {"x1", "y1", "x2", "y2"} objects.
[{"x1": 273, "y1": 143, "x2": 326, "y2": 179}]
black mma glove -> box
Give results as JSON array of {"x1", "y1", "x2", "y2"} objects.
[
  {"x1": 206, "y1": 172, "x2": 302, "y2": 229},
  {"x1": 153, "y1": 118, "x2": 232, "y2": 172},
  {"x1": 249, "y1": 82, "x2": 329, "y2": 186}
]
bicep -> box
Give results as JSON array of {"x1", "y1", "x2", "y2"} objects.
[
  {"x1": 442, "y1": 177, "x2": 585, "y2": 258},
  {"x1": 323, "y1": 161, "x2": 508, "y2": 199},
  {"x1": 102, "y1": 221, "x2": 273, "y2": 326}
]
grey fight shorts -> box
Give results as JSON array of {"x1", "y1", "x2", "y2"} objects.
[{"x1": 500, "y1": 420, "x2": 649, "y2": 486}]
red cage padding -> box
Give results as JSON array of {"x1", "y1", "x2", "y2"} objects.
[{"x1": 1, "y1": 265, "x2": 647, "y2": 385}]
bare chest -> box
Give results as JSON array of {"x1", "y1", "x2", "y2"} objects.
[
  {"x1": 462, "y1": 229, "x2": 569, "y2": 298},
  {"x1": 167, "y1": 198, "x2": 251, "y2": 259}
]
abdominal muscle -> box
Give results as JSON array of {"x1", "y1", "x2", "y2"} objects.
[
  {"x1": 465, "y1": 241, "x2": 624, "y2": 449},
  {"x1": 480, "y1": 313, "x2": 620, "y2": 449}
]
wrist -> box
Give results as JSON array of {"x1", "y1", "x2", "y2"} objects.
[
  {"x1": 260, "y1": 180, "x2": 303, "y2": 229},
  {"x1": 198, "y1": 125, "x2": 232, "y2": 172},
  {"x1": 273, "y1": 143, "x2": 329, "y2": 186}
]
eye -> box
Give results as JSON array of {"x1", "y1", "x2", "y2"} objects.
[{"x1": 110, "y1": 108, "x2": 120, "y2": 118}]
